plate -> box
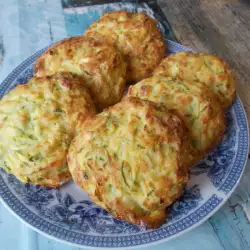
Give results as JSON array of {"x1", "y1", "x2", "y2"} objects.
[{"x1": 0, "y1": 40, "x2": 249, "y2": 249}]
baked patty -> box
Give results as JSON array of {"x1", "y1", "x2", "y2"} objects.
[
  {"x1": 34, "y1": 36, "x2": 127, "y2": 110},
  {"x1": 0, "y1": 73, "x2": 96, "y2": 187},
  {"x1": 153, "y1": 52, "x2": 236, "y2": 108},
  {"x1": 84, "y1": 11, "x2": 165, "y2": 83},
  {"x1": 67, "y1": 97, "x2": 188, "y2": 228}
]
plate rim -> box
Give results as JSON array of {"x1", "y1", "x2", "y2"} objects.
[{"x1": 0, "y1": 39, "x2": 249, "y2": 249}]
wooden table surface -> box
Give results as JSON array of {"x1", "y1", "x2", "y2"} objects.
[{"x1": 0, "y1": 1, "x2": 250, "y2": 250}]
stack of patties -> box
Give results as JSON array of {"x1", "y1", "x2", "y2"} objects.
[
  {"x1": 66, "y1": 11, "x2": 236, "y2": 228},
  {"x1": 125, "y1": 52, "x2": 236, "y2": 164},
  {"x1": 0, "y1": 10, "x2": 237, "y2": 229}
]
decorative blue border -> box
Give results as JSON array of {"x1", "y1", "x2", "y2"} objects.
[
  {"x1": 0, "y1": 40, "x2": 248, "y2": 248},
  {"x1": 0, "y1": 178, "x2": 222, "y2": 248},
  {"x1": 219, "y1": 98, "x2": 249, "y2": 193}
]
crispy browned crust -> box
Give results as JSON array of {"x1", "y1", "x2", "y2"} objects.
[
  {"x1": 84, "y1": 11, "x2": 166, "y2": 83},
  {"x1": 27, "y1": 160, "x2": 72, "y2": 188},
  {"x1": 67, "y1": 97, "x2": 188, "y2": 228},
  {"x1": 34, "y1": 36, "x2": 127, "y2": 110},
  {"x1": 153, "y1": 52, "x2": 236, "y2": 109},
  {"x1": 125, "y1": 76, "x2": 226, "y2": 166}
]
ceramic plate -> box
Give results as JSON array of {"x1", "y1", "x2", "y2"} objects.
[{"x1": 0, "y1": 40, "x2": 249, "y2": 249}]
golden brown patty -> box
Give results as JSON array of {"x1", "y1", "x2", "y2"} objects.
[
  {"x1": 153, "y1": 52, "x2": 236, "y2": 108},
  {"x1": 126, "y1": 76, "x2": 226, "y2": 163},
  {"x1": 84, "y1": 11, "x2": 165, "y2": 83},
  {"x1": 67, "y1": 97, "x2": 188, "y2": 228},
  {"x1": 0, "y1": 73, "x2": 96, "y2": 187},
  {"x1": 34, "y1": 36, "x2": 127, "y2": 110}
]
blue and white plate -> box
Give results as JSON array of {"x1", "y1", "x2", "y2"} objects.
[{"x1": 0, "y1": 40, "x2": 249, "y2": 249}]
